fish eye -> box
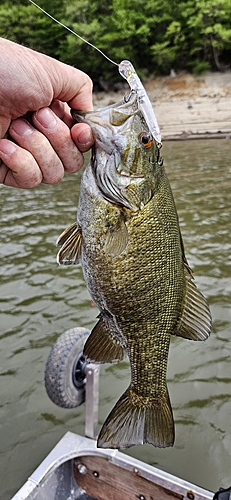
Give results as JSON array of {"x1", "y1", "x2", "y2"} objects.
[{"x1": 139, "y1": 132, "x2": 153, "y2": 148}]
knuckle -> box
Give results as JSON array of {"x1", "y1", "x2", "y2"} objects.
[{"x1": 42, "y1": 157, "x2": 64, "y2": 184}]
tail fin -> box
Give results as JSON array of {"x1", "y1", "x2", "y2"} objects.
[{"x1": 97, "y1": 386, "x2": 174, "y2": 449}]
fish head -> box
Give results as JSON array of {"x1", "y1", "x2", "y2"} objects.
[{"x1": 72, "y1": 92, "x2": 161, "y2": 210}]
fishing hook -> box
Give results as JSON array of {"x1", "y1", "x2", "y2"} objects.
[{"x1": 149, "y1": 142, "x2": 163, "y2": 166}]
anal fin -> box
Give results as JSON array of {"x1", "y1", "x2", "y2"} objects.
[
  {"x1": 56, "y1": 222, "x2": 82, "y2": 265},
  {"x1": 84, "y1": 317, "x2": 124, "y2": 363}
]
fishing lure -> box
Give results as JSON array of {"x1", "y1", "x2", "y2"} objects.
[
  {"x1": 118, "y1": 60, "x2": 161, "y2": 144},
  {"x1": 29, "y1": 0, "x2": 162, "y2": 145}
]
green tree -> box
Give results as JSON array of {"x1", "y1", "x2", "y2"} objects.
[
  {"x1": 0, "y1": 0, "x2": 230, "y2": 79},
  {"x1": 180, "y1": 0, "x2": 231, "y2": 72},
  {"x1": 0, "y1": 0, "x2": 65, "y2": 57}
]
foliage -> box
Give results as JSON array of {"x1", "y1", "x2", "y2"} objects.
[
  {"x1": 0, "y1": 0, "x2": 65, "y2": 57},
  {"x1": 0, "y1": 0, "x2": 231, "y2": 82}
]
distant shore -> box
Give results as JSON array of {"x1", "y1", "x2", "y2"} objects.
[{"x1": 93, "y1": 71, "x2": 231, "y2": 140}]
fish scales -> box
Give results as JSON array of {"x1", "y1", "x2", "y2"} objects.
[
  {"x1": 80, "y1": 169, "x2": 183, "y2": 319},
  {"x1": 57, "y1": 91, "x2": 211, "y2": 450},
  {"x1": 80, "y1": 170, "x2": 182, "y2": 380}
]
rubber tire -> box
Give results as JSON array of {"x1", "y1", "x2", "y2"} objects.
[{"x1": 45, "y1": 327, "x2": 90, "y2": 409}]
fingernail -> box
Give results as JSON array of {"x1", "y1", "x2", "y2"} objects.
[
  {"x1": 11, "y1": 119, "x2": 33, "y2": 137},
  {"x1": 77, "y1": 128, "x2": 93, "y2": 146},
  {"x1": 0, "y1": 140, "x2": 16, "y2": 155},
  {"x1": 36, "y1": 108, "x2": 57, "y2": 129}
]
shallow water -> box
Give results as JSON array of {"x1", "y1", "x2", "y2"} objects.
[{"x1": 0, "y1": 138, "x2": 231, "y2": 498}]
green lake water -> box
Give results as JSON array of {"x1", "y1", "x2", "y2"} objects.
[{"x1": 0, "y1": 138, "x2": 231, "y2": 498}]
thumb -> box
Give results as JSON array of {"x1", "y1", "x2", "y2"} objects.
[{"x1": 36, "y1": 52, "x2": 94, "y2": 112}]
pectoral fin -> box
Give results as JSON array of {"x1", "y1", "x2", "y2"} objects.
[
  {"x1": 174, "y1": 273, "x2": 212, "y2": 341},
  {"x1": 84, "y1": 317, "x2": 124, "y2": 363},
  {"x1": 104, "y1": 219, "x2": 128, "y2": 257},
  {"x1": 56, "y1": 222, "x2": 82, "y2": 265}
]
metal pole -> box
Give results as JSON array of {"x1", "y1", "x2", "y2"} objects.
[{"x1": 85, "y1": 363, "x2": 100, "y2": 439}]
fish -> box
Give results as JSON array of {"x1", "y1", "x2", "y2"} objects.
[{"x1": 56, "y1": 90, "x2": 212, "y2": 450}]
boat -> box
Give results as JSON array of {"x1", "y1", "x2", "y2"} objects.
[
  {"x1": 12, "y1": 430, "x2": 214, "y2": 500},
  {"x1": 10, "y1": 328, "x2": 225, "y2": 500}
]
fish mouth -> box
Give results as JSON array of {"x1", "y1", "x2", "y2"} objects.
[
  {"x1": 71, "y1": 93, "x2": 140, "y2": 158},
  {"x1": 71, "y1": 92, "x2": 138, "y2": 128}
]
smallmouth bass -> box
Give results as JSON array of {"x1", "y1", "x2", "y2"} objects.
[{"x1": 57, "y1": 91, "x2": 211, "y2": 449}]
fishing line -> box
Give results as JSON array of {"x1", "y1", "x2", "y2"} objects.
[
  {"x1": 28, "y1": 0, "x2": 119, "y2": 67},
  {"x1": 28, "y1": 0, "x2": 162, "y2": 143}
]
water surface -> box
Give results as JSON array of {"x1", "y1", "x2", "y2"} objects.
[{"x1": 0, "y1": 139, "x2": 231, "y2": 498}]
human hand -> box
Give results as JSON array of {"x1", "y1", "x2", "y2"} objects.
[{"x1": 0, "y1": 38, "x2": 94, "y2": 188}]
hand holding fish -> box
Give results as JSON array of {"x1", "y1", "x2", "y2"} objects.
[{"x1": 0, "y1": 38, "x2": 94, "y2": 188}]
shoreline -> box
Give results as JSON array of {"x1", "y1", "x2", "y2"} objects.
[{"x1": 93, "y1": 71, "x2": 231, "y2": 140}]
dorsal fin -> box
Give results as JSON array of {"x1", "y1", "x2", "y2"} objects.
[
  {"x1": 180, "y1": 229, "x2": 194, "y2": 278},
  {"x1": 174, "y1": 273, "x2": 212, "y2": 341},
  {"x1": 84, "y1": 317, "x2": 124, "y2": 363},
  {"x1": 56, "y1": 222, "x2": 82, "y2": 265}
]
